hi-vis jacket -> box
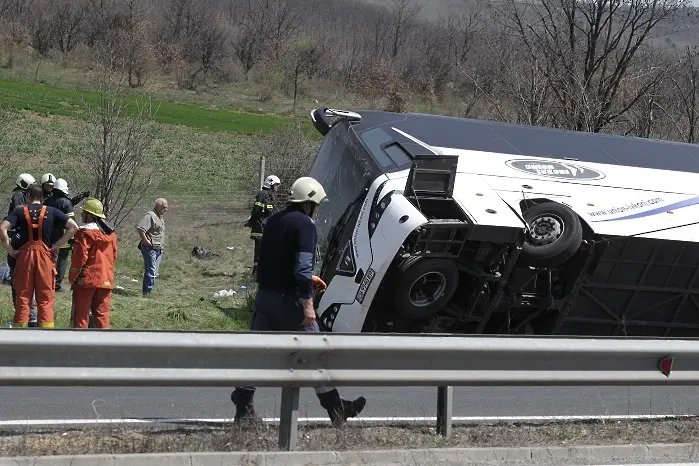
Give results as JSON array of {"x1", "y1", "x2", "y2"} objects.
[
  {"x1": 69, "y1": 223, "x2": 118, "y2": 289},
  {"x1": 249, "y1": 188, "x2": 275, "y2": 238}
]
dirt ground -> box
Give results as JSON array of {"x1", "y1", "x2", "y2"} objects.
[{"x1": 2, "y1": 418, "x2": 699, "y2": 456}]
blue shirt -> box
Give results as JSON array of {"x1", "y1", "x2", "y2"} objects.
[{"x1": 256, "y1": 205, "x2": 316, "y2": 299}]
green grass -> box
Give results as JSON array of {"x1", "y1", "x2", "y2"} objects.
[
  {"x1": 0, "y1": 80, "x2": 308, "y2": 135},
  {"x1": 0, "y1": 196, "x2": 257, "y2": 331},
  {"x1": 0, "y1": 109, "x2": 310, "y2": 331}
]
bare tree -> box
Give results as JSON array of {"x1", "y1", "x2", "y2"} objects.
[
  {"x1": 661, "y1": 46, "x2": 699, "y2": 142},
  {"x1": 500, "y1": 0, "x2": 691, "y2": 132},
  {"x1": 52, "y1": 0, "x2": 85, "y2": 55},
  {"x1": 388, "y1": 0, "x2": 421, "y2": 59},
  {"x1": 229, "y1": 0, "x2": 268, "y2": 77},
  {"x1": 265, "y1": 0, "x2": 302, "y2": 61},
  {"x1": 281, "y1": 36, "x2": 321, "y2": 112},
  {"x1": 79, "y1": 44, "x2": 161, "y2": 228}
]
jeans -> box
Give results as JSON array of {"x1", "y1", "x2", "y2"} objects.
[
  {"x1": 141, "y1": 245, "x2": 162, "y2": 295},
  {"x1": 55, "y1": 248, "x2": 70, "y2": 290}
]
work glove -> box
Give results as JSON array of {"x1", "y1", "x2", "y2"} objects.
[{"x1": 312, "y1": 275, "x2": 327, "y2": 293}]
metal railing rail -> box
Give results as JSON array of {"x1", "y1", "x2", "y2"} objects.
[{"x1": 0, "y1": 329, "x2": 694, "y2": 450}]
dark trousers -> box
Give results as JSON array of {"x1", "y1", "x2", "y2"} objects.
[
  {"x1": 55, "y1": 248, "x2": 70, "y2": 290},
  {"x1": 231, "y1": 289, "x2": 338, "y2": 406}
]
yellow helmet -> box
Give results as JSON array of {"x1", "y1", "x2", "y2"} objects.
[{"x1": 81, "y1": 198, "x2": 105, "y2": 218}]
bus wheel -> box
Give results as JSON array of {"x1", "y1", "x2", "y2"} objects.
[
  {"x1": 520, "y1": 201, "x2": 583, "y2": 268},
  {"x1": 393, "y1": 257, "x2": 459, "y2": 320}
]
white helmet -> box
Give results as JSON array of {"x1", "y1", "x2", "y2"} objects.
[
  {"x1": 54, "y1": 178, "x2": 69, "y2": 195},
  {"x1": 289, "y1": 177, "x2": 327, "y2": 205},
  {"x1": 263, "y1": 174, "x2": 281, "y2": 189},
  {"x1": 41, "y1": 173, "x2": 56, "y2": 185},
  {"x1": 16, "y1": 173, "x2": 35, "y2": 190}
]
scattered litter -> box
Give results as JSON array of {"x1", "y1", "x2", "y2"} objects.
[
  {"x1": 5, "y1": 321, "x2": 12, "y2": 328},
  {"x1": 226, "y1": 246, "x2": 239, "y2": 250},
  {"x1": 213, "y1": 289, "x2": 237, "y2": 298},
  {"x1": 239, "y1": 285, "x2": 248, "y2": 291},
  {"x1": 121, "y1": 275, "x2": 138, "y2": 283},
  {"x1": 191, "y1": 246, "x2": 220, "y2": 259}
]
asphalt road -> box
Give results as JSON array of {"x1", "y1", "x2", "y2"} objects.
[{"x1": 2, "y1": 385, "x2": 699, "y2": 422}]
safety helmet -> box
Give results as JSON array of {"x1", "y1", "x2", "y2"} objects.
[
  {"x1": 41, "y1": 173, "x2": 56, "y2": 185},
  {"x1": 263, "y1": 174, "x2": 281, "y2": 189},
  {"x1": 288, "y1": 177, "x2": 327, "y2": 205},
  {"x1": 81, "y1": 198, "x2": 105, "y2": 218},
  {"x1": 53, "y1": 178, "x2": 69, "y2": 195},
  {"x1": 16, "y1": 173, "x2": 35, "y2": 190}
]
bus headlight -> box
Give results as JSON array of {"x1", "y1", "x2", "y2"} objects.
[{"x1": 368, "y1": 191, "x2": 394, "y2": 238}]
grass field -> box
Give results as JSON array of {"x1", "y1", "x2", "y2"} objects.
[{"x1": 0, "y1": 71, "x2": 324, "y2": 331}]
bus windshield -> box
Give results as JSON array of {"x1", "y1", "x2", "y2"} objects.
[{"x1": 308, "y1": 124, "x2": 381, "y2": 274}]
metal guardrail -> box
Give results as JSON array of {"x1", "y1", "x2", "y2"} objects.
[{"x1": 0, "y1": 329, "x2": 694, "y2": 449}]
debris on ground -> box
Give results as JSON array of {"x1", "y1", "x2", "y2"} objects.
[
  {"x1": 191, "y1": 246, "x2": 220, "y2": 259},
  {"x1": 213, "y1": 289, "x2": 237, "y2": 298}
]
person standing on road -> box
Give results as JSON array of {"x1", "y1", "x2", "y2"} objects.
[
  {"x1": 231, "y1": 176, "x2": 367, "y2": 427},
  {"x1": 137, "y1": 198, "x2": 167, "y2": 297},
  {"x1": 0, "y1": 184, "x2": 78, "y2": 328},
  {"x1": 5, "y1": 173, "x2": 38, "y2": 326},
  {"x1": 246, "y1": 174, "x2": 280, "y2": 275},
  {"x1": 69, "y1": 198, "x2": 117, "y2": 329},
  {"x1": 44, "y1": 178, "x2": 74, "y2": 292}
]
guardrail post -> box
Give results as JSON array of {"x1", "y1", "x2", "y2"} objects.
[
  {"x1": 436, "y1": 385, "x2": 453, "y2": 438},
  {"x1": 278, "y1": 386, "x2": 300, "y2": 450}
]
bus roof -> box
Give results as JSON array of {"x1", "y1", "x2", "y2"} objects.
[{"x1": 348, "y1": 110, "x2": 699, "y2": 174}]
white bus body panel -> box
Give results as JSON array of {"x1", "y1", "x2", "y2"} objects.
[
  {"x1": 430, "y1": 146, "x2": 699, "y2": 241},
  {"x1": 316, "y1": 175, "x2": 428, "y2": 333}
]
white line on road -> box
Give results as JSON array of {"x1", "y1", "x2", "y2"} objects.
[{"x1": 0, "y1": 413, "x2": 696, "y2": 427}]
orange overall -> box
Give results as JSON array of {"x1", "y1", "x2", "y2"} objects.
[
  {"x1": 69, "y1": 224, "x2": 117, "y2": 328},
  {"x1": 12, "y1": 205, "x2": 56, "y2": 328}
]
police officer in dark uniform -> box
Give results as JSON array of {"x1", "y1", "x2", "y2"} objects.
[
  {"x1": 44, "y1": 178, "x2": 75, "y2": 292},
  {"x1": 231, "y1": 176, "x2": 367, "y2": 426},
  {"x1": 246, "y1": 174, "x2": 280, "y2": 275}
]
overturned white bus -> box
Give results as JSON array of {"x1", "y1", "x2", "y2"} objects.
[{"x1": 308, "y1": 106, "x2": 699, "y2": 337}]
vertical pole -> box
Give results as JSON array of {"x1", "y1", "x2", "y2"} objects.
[
  {"x1": 436, "y1": 386, "x2": 453, "y2": 438},
  {"x1": 278, "y1": 386, "x2": 300, "y2": 450},
  {"x1": 259, "y1": 156, "x2": 266, "y2": 189}
]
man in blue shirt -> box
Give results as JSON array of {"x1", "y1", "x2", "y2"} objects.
[{"x1": 231, "y1": 177, "x2": 367, "y2": 427}]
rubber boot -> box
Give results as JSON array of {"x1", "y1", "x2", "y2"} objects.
[
  {"x1": 317, "y1": 389, "x2": 366, "y2": 427},
  {"x1": 231, "y1": 389, "x2": 262, "y2": 426}
]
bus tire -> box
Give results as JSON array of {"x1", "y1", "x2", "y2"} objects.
[
  {"x1": 392, "y1": 257, "x2": 459, "y2": 320},
  {"x1": 520, "y1": 201, "x2": 583, "y2": 268}
]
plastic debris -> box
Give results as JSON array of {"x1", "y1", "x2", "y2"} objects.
[
  {"x1": 191, "y1": 246, "x2": 220, "y2": 259},
  {"x1": 213, "y1": 289, "x2": 237, "y2": 298}
]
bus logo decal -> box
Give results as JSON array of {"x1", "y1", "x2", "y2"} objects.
[{"x1": 506, "y1": 159, "x2": 605, "y2": 180}]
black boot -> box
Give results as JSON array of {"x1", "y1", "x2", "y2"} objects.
[
  {"x1": 231, "y1": 389, "x2": 262, "y2": 426},
  {"x1": 317, "y1": 389, "x2": 366, "y2": 427}
]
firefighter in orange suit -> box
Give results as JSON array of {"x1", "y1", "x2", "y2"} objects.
[
  {"x1": 69, "y1": 198, "x2": 117, "y2": 329},
  {"x1": 0, "y1": 184, "x2": 78, "y2": 327}
]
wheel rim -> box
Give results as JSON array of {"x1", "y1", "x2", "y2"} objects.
[
  {"x1": 408, "y1": 271, "x2": 447, "y2": 307},
  {"x1": 528, "y1": 214, "x2": 564, "y2": 246}
]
